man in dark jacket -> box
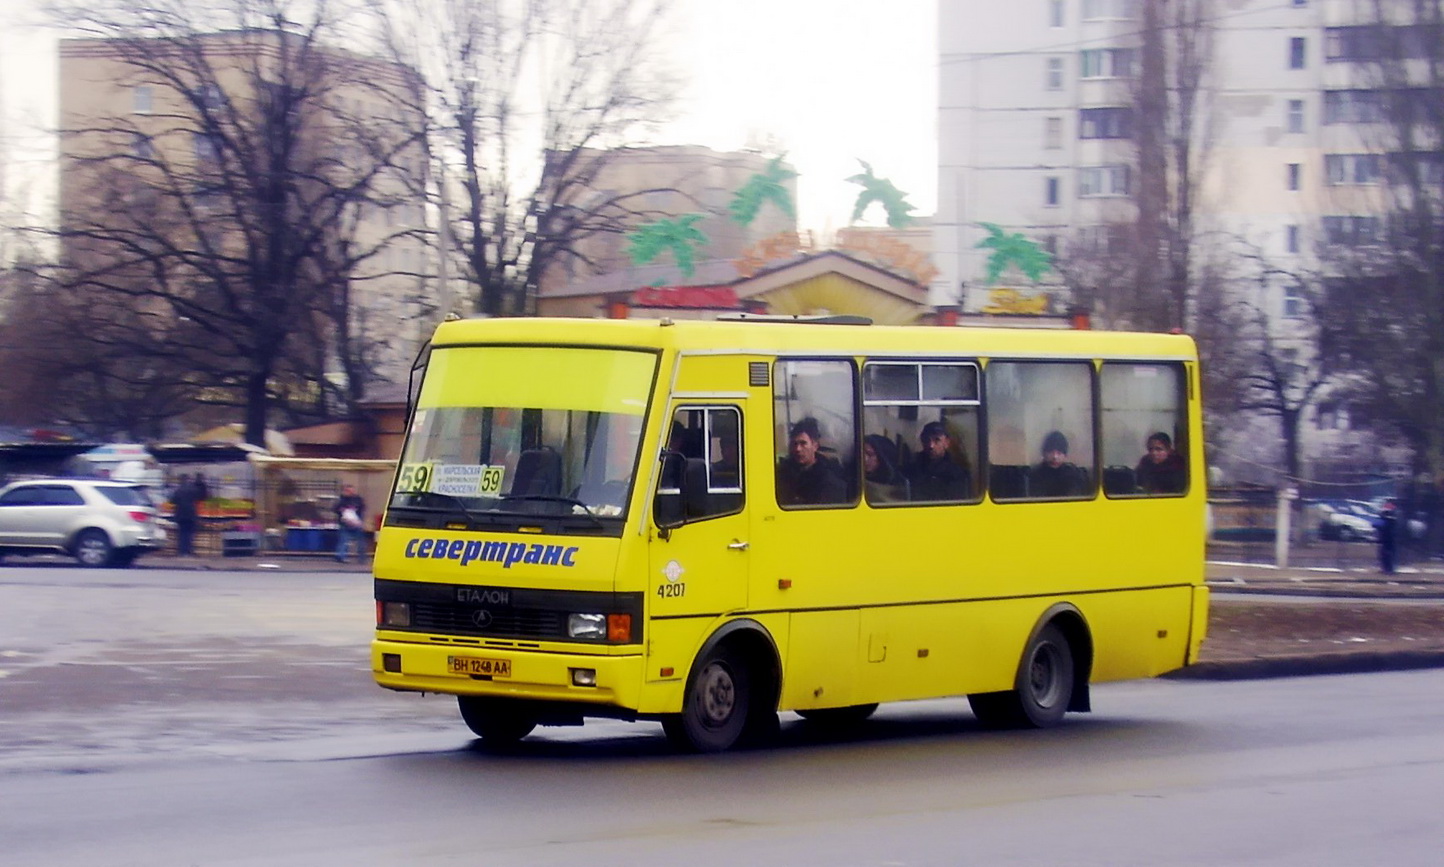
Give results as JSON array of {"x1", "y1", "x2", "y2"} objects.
[
  {"x1": 1376, "y1": 499, "x2": 1398, "y2": 575},
  {"x1": 170, "y1": 473, "x2": 200, "y2": 556},
  {"x1": 908, "y1": 421, "x2": 971, "y2": 502},
  {"x1": 333, "y1": 483, "x2": 368, "y2": 563},
  {"x1": 776, "y1": 418, "x2": 847, "y2": 506}
]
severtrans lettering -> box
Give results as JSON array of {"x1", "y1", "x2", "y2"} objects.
[{"x1": 404, "y1": 536, "x2": 579, "y2": 569}]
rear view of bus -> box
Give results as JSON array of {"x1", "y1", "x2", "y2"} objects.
[{"x1": 372, "y1": 320, "x2": 660, "y2": 745}]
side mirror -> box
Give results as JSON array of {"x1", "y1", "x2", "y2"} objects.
[
  {"x1": 654, "y1": 451, "x2": 686, "y2": 532},
  {"x1": 682, "y1": 458, "x2": 710, "y2": 518}
]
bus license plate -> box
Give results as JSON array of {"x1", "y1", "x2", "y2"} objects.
[{"x1": 448, "y1": 655, "x2": 512, "y2": 677}]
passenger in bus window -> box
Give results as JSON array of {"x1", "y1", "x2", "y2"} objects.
[
  {"x1": 711, "y1": 433, "x2": 741, "y2": 488},
  {"x1": 862, "y1": 434, "x2": 908, "y2": 503},
  {"x1": 1136, "y1": 432, "x2": 1187, "y2": 494},
  {"x1": 776, "y1": 417, "x2": 847, "y2": 506},
  {"x1": 1029, "y1": 430, "x2": 1089, "y2": 498},
  {"x1": 908, "y1": 421, "x2": 971, "y2": 502}
]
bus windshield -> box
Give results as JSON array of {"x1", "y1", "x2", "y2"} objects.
[{"x1": 390, "y1": 346, "x2": 658, "y2": 526}]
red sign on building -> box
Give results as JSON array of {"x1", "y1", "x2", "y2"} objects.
[{"x1": 631, "y1": 285, "x2": 739, "y2": 309}]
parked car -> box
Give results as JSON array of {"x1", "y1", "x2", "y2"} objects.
[
  {"x1": 1314, "y1": 500, "x2": 1379, "y2": 542},
  {"x1": 0, "y1": 479, "x2": 166, "y2": 567}
]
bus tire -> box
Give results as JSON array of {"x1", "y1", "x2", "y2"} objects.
[
  {"x1": 968, "y1": 623, "x2": 1074, "y2": 729},
  {"x1": 796, "y1": 703, "x2": 878, "y2": 726},
  {"x1": 457, "y1": 696, "x2": 537, "y2": 745},
  {"x1": 663, "y1": 645, "x2": 751, "y2": 752}
]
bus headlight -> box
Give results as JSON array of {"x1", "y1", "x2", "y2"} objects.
[
  {"x1": 568, "y1": 613, "x2": 607, "y2": 640},
  {"x1": 379, "y1": 602, "x2": 411, "y2": 628}
]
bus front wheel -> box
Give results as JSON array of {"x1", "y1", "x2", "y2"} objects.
[
  {"x1": 968, "y1": 623, "x2": 1074, "y2": 729},
  {"x1": 457, "y1": 696, "x2": 538, "y2": 745},
  {"x1": 663, "y1": 646, "x2": 751, "y2": 752}
]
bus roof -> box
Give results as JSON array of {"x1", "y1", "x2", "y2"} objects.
[{"x1": 430, "y1": 316, "x2": 1198, "y2": 360}]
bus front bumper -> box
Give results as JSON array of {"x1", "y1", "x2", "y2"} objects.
[{"x1": 371, "y1": 636, "x2": 646, "y2": 711}]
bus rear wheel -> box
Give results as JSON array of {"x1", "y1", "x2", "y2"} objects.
[
  {"x1": 457, "y1": 696, "x2": 537, "y2": 745},
  {"x1": 968, "y1": 623, "x2": 1074, "y2": 729},
  {"x1": 663, "y1": 646, "x2": 751, "y2": 752}
]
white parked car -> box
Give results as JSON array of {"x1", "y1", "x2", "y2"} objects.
[
  {"x1": 0, "y1": 478, "x2": 167, "y2": 567},
  {"x1": 1314, "y1": 501, "x2": 1378, "y2": 542}
]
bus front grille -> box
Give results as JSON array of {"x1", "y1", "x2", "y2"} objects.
[{"x1": 408, "y1": 602, "x2": 565, "y2": 640}]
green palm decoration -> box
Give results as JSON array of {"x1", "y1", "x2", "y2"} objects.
[
  {"x1": 729, "y1": 156, "x2": 797, "y2": 226},
  {"x1": 846, "y1": 159, "x2": 915, "y2": 227},
  {"x1": 976, "y1": 222, "x2": 1054, "y2": 284},
  {"x1": 627, "y1": 214, "x2": 709, "y2": 278}
]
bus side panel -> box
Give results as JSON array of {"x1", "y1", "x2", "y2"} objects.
[
  {"x1": 856, "y1": 602, "x2": 1014, "y2": 703},
  {"x1": 1081, "y1": 586, "x2": 1196, "y2": 681},
  {"x1": 780, "y1": 610, "x2": 860, "y2": 711},
  {"x1": 1187, "y1": 584, "x2": 1210, "y2": 664},
  {"x1": 636, "y1": 612, "x2": 790, "y2": 716},
  {"x1": 636, "y1": 617, "x2": 710, "y2": 714}
]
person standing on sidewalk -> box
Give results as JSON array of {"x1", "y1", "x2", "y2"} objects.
[
  {"x1": 333, "y1": 483, "x2": 367, "y2": 563},
  {"x1": 1375, "y1": 498, "x2": 1399, "y2": 575},
  {"x1": 170, "y1": 473, "x2": 200, "y2": 556}
]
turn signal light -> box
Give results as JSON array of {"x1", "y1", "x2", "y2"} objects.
[{"x1": 607, "y1": 614, "x2": 632, "y2": 642}]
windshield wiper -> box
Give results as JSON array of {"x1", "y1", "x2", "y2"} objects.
[
  {"x1": 497, "y1": 495, "x2": 605, "y2": 528},
  {"x1": 408, "y1": 490, "x2": 485, "y2": 525}
]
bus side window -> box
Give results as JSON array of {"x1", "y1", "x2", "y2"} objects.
[
  {"x1": 861, "y1": 360, "x2": 981, "y2": 507},
  {"x1": 773, "y1": 359, "x2": 858, "y2": 509},
  {"x1": 985, "y1": 361, "x2": 1095, "y2": 502},
  {"x1": 1099, "y1": 363, "x2": 1189, "y2": 497}
]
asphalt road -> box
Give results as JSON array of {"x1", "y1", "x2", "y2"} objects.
[{"x1": 3, "y1": 566, "x2": 1444, "y2": 866}]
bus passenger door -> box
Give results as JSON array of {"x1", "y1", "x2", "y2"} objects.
[{"x1": 649, "y1": 405, "x2": 750, "y2": 619}]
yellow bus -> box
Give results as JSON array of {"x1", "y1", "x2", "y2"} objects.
[{"x1": 372, "y1": 315, "x2": 1209, "y2": 751}]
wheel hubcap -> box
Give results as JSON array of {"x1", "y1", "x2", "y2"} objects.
[
  {"x1": 1028, "y1": 643, "x2": 1065, "y2": 708},
  {"x1": 698, "y1": 663, "x2": 735, "y2": 728}
]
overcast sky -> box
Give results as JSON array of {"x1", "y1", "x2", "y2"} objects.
[
  {"x1": 667, "y1": 0, "x2": 938, "y2": 235},
  {"x1": 1, "y1": 0, "x2": 938, "y2": 235}
]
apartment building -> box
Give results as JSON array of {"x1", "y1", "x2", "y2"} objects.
[
  {"x1": 57, "y1": 30, "x2": 430, "y2": 393},
  {"x1": 935, "y1": 0, "x2": 1437, "y2": 478},
  {"x1": 934, "y1": 0, "x2": 1412, "y2": 317}
]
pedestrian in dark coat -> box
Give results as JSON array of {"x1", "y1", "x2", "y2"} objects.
[
  {"x1": 170, "y1": 474, "x2": 200, "y2": 556},
  {"x1": 1376, "y1": 499, "x2": 1399, "y2": 575}
]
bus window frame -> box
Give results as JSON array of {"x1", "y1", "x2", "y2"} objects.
[
  {"x1": 772, "y1": 356, "x2": 860, "y2": 511},
  {"x1": 859, "y1": 357, "x2": 984, "y2": 508},
  {"x1": 983, "y1": 357, "x2": 1100, "y2": 504}
]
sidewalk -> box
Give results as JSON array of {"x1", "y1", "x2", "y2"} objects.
[
  {"x1": 150, "y1": 551, "x2": 373, "y2": 573},
  {"x1": 1206, "y1": 558, "x2": 1444, "y2": 599},
  {"x1": 1184, "y1": 558, "x2": 1444, "y2": 680}
]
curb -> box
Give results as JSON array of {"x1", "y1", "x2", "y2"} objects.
[
  {"x1": 1167, "y1": 648, "x2": 1444, "y2": 681},
  {"x1": 1209, "y1": 585, "x2": 1444, "y2": 600}
]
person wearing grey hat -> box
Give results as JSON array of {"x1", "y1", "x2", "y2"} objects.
[
  {"x1": 1029, "y1": 430, "x2": 1088, "y2": 498},
  {"x1": 908, "y1": 420, "x2": 971, "y2": 502}
]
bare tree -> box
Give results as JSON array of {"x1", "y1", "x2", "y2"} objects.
[
  {"x1": 43, "y1": 0, "x2": 426, "y2": 446},
  {"x1": 1213, "y1": 247, "x2": 1343, "y2": 486},
  {"x1": 378, "y1": 0, "x2": 682, "y2": 318}
]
